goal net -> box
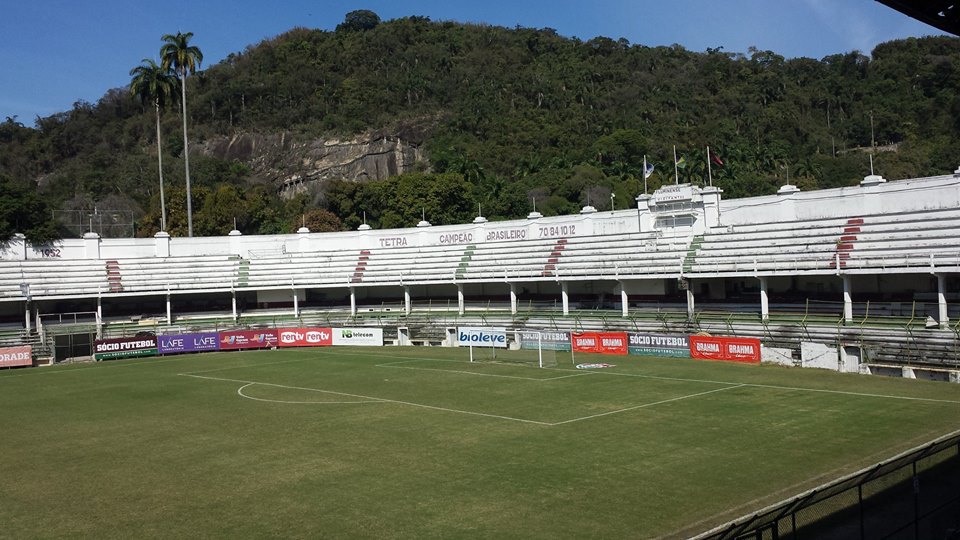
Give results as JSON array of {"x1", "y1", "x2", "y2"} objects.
[{"x1": 454, "y1": 329, "x2": 561, "y2": 368}]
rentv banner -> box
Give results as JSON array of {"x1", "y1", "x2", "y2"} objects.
[
  {"x1": 219, "y1": 329, "x2": 279, "y2": 351},
  {"x1": 628, "y1": 333, "x2": 690, "y2": 358},
  {"x1": 94, "y1": 336, "x2": 158, "y2": 361},
  {"x1": 158, "y1": 332, "x2": 220, "y2": 355},
  {"x1": 518, "y1": 330, "x2": 571, "y2": 351},
  {"x1": 332, "y1": 328, "x2": 383, "y2": 346},
  {"x1": 689, "y1": 336, "x2": 761, "y2": 364},
  {"x1": 572, "y1": 332, "x2": 628, "y2": 356},
  {"x1": 0, "y1": 345, "x2": 32, "y2": 368},
  {"x1": 458, "y1": 327, "x2": 507, "y2": 348},
  {"x1": 278, "y1": 328, "x2": 333, "y2": 347}
]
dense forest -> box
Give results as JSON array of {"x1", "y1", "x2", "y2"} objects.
[{"x1": 2, "y1": 11, "x2": 959, "y2": 242}]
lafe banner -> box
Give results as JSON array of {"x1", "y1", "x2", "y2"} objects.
[
  {"x1": 158, "y1": 332, "x2": 220, "y2": 355},
  {"x1": 572, "y1": 331, "x2": 628, "y2": 355},
  {"x1": 689, "y1": 335, "x2": 761, "y2": 364},
  {"x1": 0, "y1": 345, "x2": 32, "y2": 367},
  {"x1": 457, "y1": 327, "x2": 508, "y2": 348},
  {"x1": 278, "y1": 328, "x2": 333, "y2": 347}
]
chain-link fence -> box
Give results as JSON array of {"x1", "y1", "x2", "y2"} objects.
[{"x1": 695, "y1": 432, "x2": 960, "y2": 540}]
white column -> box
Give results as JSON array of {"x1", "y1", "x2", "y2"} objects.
[
  {"x1": 686, "y1": 284, "x2": 695, "y2": 321},
  {"x1": 404, "y1": 286, "x2": 411, "y2": 315},
  {"x1": 759, "y1": 277, "x2": 769, "y2": 322},
  {"x1": 97, "y1": 295, "x2": 103, "y2": 338},
  {"x1": 457, "y1": 284, "x2": 465, "y2": 315},
  {"x1": 510, "y1": 283, "x2": 518, "y2": 315},
  {"x1": 166, "y1": 294, "x2": 172, "y2": 325},
  {"x1": 292, "y1": 289, "x2": 299, "y2": 318},
  {"x1": 938, "y1": 274, "x2": 949, "y2": 330},
  {"x1": 620, "y1": 282, "x2": 628, "y2": 317},
  {"x1": 561, "y1": 282, "x2": 569, "y2": 316},
  {"x1": 24, "y1": 302, "x2": 31, "y2": 333},
  {"x1": 842, "y1": 276, "x2": 853, "y2": 324},
  {"x1": 231, "y1": 290, "x2": 238, "y2": 321},
  {"x1": 350, "y1": 287, "x2": 357, "y2": 317}
]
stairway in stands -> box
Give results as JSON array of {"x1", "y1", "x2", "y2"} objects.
[
  {"x1": 541, "y1": 239, "x2": 567, "y2": 277},
  {"x1": 682, "y1": 235, "x2": 703, "y2": 273},
  {"x1": 455, "y1": 245, "x2": 476, "y2": 280},
  {"x1": 351, "y1": 250, "x2": 371, "y2": 283},
  {"x1": 830, "y1": 218, "x2": 862, "y2": 269},
  {"x1": 235, "y1": 256, "x2": 249, "y2": 287},
  {"x1": 105, "y1": 260, "x2": 123, "y2": 292}
]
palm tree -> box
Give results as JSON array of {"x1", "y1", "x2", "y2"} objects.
[
  {"x1": 129, "y1": 59, "x2": 175, "y2": 232},
  {"x1": 160, "y1": 32, "x2": 203, "y2": 237}
]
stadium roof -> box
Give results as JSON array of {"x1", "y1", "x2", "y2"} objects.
[{"x1": 876, "y1": 0, "x2": 960, "y2": 36}]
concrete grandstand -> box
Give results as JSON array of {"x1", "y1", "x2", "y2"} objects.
[{"x1": 2, "y1": 167, "x2": 960, "y2": 379}]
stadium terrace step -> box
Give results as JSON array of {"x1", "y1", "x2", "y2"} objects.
[
  {"x1": 541, "y1": 239, "x2": 567, "y2": 276},
  {"x1": 236, "y1": 259, "x2": 250, "y2": 287},
  {"x1": 105, "y1": 260, "x2": 123, "y2": 292},
  {"x1": 351, "y1": 250, "x2": 371, "y2": 283}
]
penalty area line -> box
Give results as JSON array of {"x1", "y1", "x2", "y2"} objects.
[
  {"x1": 550, "y1": 384, "x2": 747, "y2": 426},
  {"x1": 376, "y1": 360, "x2": 590, "y2": 381}
]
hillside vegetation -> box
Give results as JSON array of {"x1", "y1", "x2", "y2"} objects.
[{"x1": 2, "y1": 12, "x2": 959, "y2": 240}]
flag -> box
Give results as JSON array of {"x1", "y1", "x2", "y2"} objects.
[
  {"x1": 675, "y1": 155, "x2": 686, "y2": 169},
  {"x1": 710, "y1": 150, "x2": 724, "y2": 167},
  {"x1": 643, "y1": 162, "x2": 655, "y2": 179}
]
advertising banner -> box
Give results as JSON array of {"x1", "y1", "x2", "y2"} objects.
[
  {"x1": 158, "y1": 332, "x2": 220, "y2": 355},
  {"x1": 628, "y1": 333, "x2": 690, "y2": 358},
  {"x1": 0, "y1": 345, "x2": 32, "y2": 367},
  {"x1": 278, "y1": 328, "x2": 333, "y2": 347},
  {"x1": 518, "y1": 330, "x2": 571, "y2": 352},
  {"x1": 219, "y1": 329, "x2": 279, "y2": 351},
  {"x1": 94, "y1": 336, "x2": 158, "y2": 361},
  {"x1": 457, "y1": 327, "x2": 507, "y2": 348},
  {"x1": 572, "y1": 332, "x2": 628, "y2": 356},
  {"x1": 689, "y1": 336, "x2": 761, "y2": 364},
  {"x1": 332, "y1": 327, "x2": 383, "y2": 346}
]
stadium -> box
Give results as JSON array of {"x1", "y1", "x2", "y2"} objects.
[{"x1": 2, "y1": 169, "x2": 960, "y2": 538}]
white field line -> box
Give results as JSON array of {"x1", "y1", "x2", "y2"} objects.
[
  {"x1": 236, "y1": 383, "x2": 384, "y2": 405},
  {"x1": 551, "y1": 384, "x2": 747, "y2": 426},
  {"x1": 585, "y1": 370, "x2": 960, "y2": 405},
  {"x1": 376, "y1": 359, "x2": 589, "y2": 381},
  {"x1": 180, "y1": 356, "x2": 312, "y2": 375}
]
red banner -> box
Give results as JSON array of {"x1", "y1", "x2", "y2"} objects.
[
  {"x1": 689, "y1": 336, "x2": 761, "y2": 364},
  {"x1": 278, "y1": 328, "x2": 333, "y2": 347},
  {"x1": 219, "y1": 330, "x2": 279, "y2": 351},
  {"x1": 0, "y1": 345, "x2": 32, "y2": 367},
  {"x1": 572, "y1": 332, "x2": 628, "y2": 356}
]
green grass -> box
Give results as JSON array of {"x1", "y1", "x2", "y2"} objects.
[{"x1": 1, "y1": 347, "x2": 958, "y2": 539}]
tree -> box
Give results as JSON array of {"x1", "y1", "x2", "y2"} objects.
[
  {"x1": 0, "y1": 174, "x2": 58, "y2": 244},
  {"x1": 160, "y1": 32, "x2": 203, "y2": 237},
  {"x1": 129, "y1": 59, "x2": 176, "y2": 232},
  {"x1": 337, "y1": 10, "x2": 381, "y2": 32}
]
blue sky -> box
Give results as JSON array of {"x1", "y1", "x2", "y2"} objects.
[{"x1": 0, "y1": 0, "x2": 946, "y2": 126}]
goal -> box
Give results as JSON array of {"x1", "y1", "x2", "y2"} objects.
[{"x1": 461, "y1": 330, "x2": 559, "y2": 368}]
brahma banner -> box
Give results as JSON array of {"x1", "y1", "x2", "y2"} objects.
[
  {"x1": 94, "y1": 336, "x2": 158, "y2": 361},
  {"x1": 572, "y1": 331, "x2": 628, "y2": 356},
  {"x1": 278, "y1": 328, "x2": 333, "y2": 347},
  {"x1": 0, "y1": 345, "x2": 32, "y2": 367},
  {"x1": 219, "y1": 330, "x2": 279, "y2": 351},
  {"x1": 158, "y1": 332, "x2": 220, "y2": 355},
  {"x1": 689, "y1": 336, "x2": 761, "y2": 364},
  {"x1": 457, "y1": 327, "x2": 507, "y2": 348},
  {"x1": 332, "y1": 328, "x2": 383, "y2": 346}
]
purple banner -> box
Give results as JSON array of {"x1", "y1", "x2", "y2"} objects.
[{"x1": 158, "y1": 332, "x2": 220, "y2": 355}]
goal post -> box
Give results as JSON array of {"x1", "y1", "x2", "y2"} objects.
[{"x1": 454, "y1": 327, "x2": 560, "y2": 368}]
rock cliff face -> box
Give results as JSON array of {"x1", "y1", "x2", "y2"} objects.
[{"x1": 201, "y1": 131, "x2": 426, "y2": 197}]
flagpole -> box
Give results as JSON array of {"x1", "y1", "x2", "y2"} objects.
[
  {"x1": 707, "y1": 146, "x2": 713, "y2": 187},
  {"x1": 643, "y1": 155, "x2": 648, "y2": 194},
  {"x1": 673, "y1": 145, "x2": 679, "y2": 185}
]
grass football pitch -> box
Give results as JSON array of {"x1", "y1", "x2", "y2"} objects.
[{"x1": 1, "y1": 346, "x2": 958, "y2": 539}]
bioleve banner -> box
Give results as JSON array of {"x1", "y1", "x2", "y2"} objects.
[
  {"x1": 572, "y1": 332, "x2": 628, "y2": 355},
  {"x1": 158, "y1": 332, "x2": 220, "y2": 355},
  {"x1": 0, "y1": 345, "x2": 32, "y2": 367},
  {"x1": 332, "y1": 328, "x2": 383, "y2": 346},
  {"x1": 689, "y1": 336, "x2": 761, "y2": 364},
  {"x1": 94, "y1": 336, "x2": 158, "y2": 361},
  {"x1": 219, "y1": 330, "x2": 279, "y2": 351},
  {"x1": 278, "y1": 328, "x2": 333, "y2": 347},
  {"x1": 628, "y1": 333, "x2": 690, "y2": 358},
  {"x1": 457, "y1": 327, "x2": 507, "y2": 348}
]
